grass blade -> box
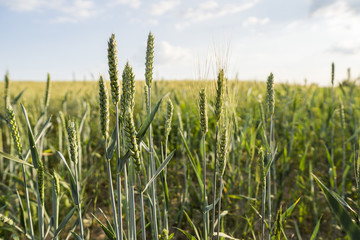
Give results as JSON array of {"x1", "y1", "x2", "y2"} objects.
[
  {"x1": 106, "y1": 127, "x2": 117, "y2": 160},
  {"x1": 0, "y1": 151, "x2": 33, "y2": 167},
  {"x1": 310, "y1": 217, "x2": 322, "y2": 240},
  {"x1": 56, "y1": 151, "x2": 75, "y2": 181},
  {"x1": 212, "y1": 232, "x2": 240, "y2": 240},
  {"x1": 179, "y1": 130, "x2": 204, "y2": 193},
  {"x1": 11, "y1": 88, "x2": 26, "y2": 105},
  {"x1": 92, "y1": 213, "x2": 116, "y2": 240},
  {"x1": 16, "y1": 190, "x2": 27, "y2": 232},
  {"x1": 53, "y1": 206, "x2": 76, "y2": 238},
  {"x1": 313, "y1": 174, "x2": 360, "y2": 239},
  {"x1": 281, "y1": 197, "x2": 301, "y2": 220},
  {"x1": 183, "y1": 210, "x2": 201, "y2": 240},
  {"x1": 21, "y1": 104, "x2": 40, "y2": 168},
  {"x1": 175, "y1": 227, "x2": 197, "y2": 240},
  {"x1": 71, "y1": 231, "x2": 82, "y2": 240},
  {"x1": 143, "y1": 149, "x2": 175, "y2": 193}
]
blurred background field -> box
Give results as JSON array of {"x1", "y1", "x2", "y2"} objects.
[{"x1": 1, "y1": 75, "x2": 360, "y2": 239}]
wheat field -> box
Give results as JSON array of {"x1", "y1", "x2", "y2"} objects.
[{"x1": 1, "y1": 33, "x2": 360, "y2": 240}]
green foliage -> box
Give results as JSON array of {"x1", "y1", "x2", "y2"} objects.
[
  {"x1": 313, "y1": 174, "x2": 360, "y2": 239},
  {"x1": 2, "y1": 60, "x2": 360, "y2": 239}
]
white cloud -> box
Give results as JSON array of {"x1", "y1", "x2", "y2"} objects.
[
  {"x1": 52, "y1": 16, "x2": 78, "y2": 23},
  {"x1": 312, "y1": 1, "x2": 354, "y2": 18},
  {"x1": 1, "y1": 0, "x2": 98, "y2": 22},
  {"x1": 242, "y1": 17, "x2": 269, "y2": 27},
  {"x1": 158, "y1": 41, "x2": 192, "y2": 64},
  {"x1": 310, "y1": 0, "x2": 360, "y2": 15},
  {"x1": 146, "y1": 19, "x2": 159, "y2": 25},
  {"x1": 311, "y1": 0, "x2": 360, "y2": 34},
  {"x1": 285, "y1": 20, "x2": 300, "y2": 30},
  {"x1": 328, "y1": 42, "x2": 360, "y2": 55},
  {"x1": 130, "y1": 18, "x2": 159, "y2": 26},
  {"x1": 150, "y1": 0, "x2": 181, "y2": 16},
  {"x1": 176, "y1": 0, "x2": 258, "y2": 30},
  {"x1": 63, "y1": 0, "x2": 97, "y2": 19},
  {"x1": 1, "y1": 0, "x2": 57, "y2": 12},
  {"x1": 155, "y1": 41, "x2": 195, "y2": 80},
  {"x1": 109, "y1": 0, "x2": 141, "y2": 8}
]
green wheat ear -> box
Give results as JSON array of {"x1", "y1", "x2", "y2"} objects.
[
  {"x1": 122, "y1": 61, "x2": 136, "y2": 109},
  {"x1": 266, "y1": 72, "x2": 275, "y2": 116},
  {"x1": 7, "y1": 105, "x2": 23, "y2": 159},
  {"x1": 215, "y1": 69, "x2": 225, "y2": 123},
  {"x1": 144, "y1": 85, "x2": 149, "y2": 112},
  {"x1": 120, "y1": 61, "x2": 136, "y2": 122},
  {"x1": 331, "y1": 62, "x2": 335, "y2": 86},
  {"x1": 50, "y1": 169, "x2": 61, "y2": 196},
  {"x1": 145, "y1": 32, "x2": 154, "y2": 88},
  {"x1": 4, "y1": 72, "x2": 10, "y2": 110},
  {"x1": 99, "y1": 75, "x2": 109, "y2": 139},
  {"x1": 199, "y1": 88, "x2": 208, "y2": 135},
  {"x1": 38, "y1": 162, "x2": 44, "y2": 204},
  {"x1": 124, "y1": 108, "x2": 141, "y2": 173},
  {"x1": 165, "y1": 99, "x2": 174, "y2": 138},
  {"x1": 67, "y1": 120, "x2": 78, "y2": 164},
  {"x1": 44, "y1": 73, "x2": 51, "y2": 109},
  {"x1": 217, "y1": 124, "x2": 228, "y2": 176},
  {"x1": 108, "y1": 33, "x2": 120, "y2": 105}
]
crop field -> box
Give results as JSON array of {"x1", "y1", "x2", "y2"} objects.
[{"x1": 1, "y1": 33, "x2": 360, "y2": 240}]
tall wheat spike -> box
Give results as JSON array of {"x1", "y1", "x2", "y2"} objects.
[
  {"x1": 108, "y1": 33, "x2": 123, "y2": 239},
  {"x1": 99, "y1": 76, "x2": 109, "y2": 139},
  {"x1": 145, "y1": 31, "x2": 159, "y2": 240},
  {"x1": 216, "y1": 121, "x2": 228, "y2": 240},
  {"x1": 7, "y1": 105, "x2": 35, "y2": 239},
  {"x1": 199, "y1": 88, "x2": 208, "y2": 240},
  {"x1": 44, "y1": 73, "x2": 51, "y2": 110},
  {"x1": 108, "y1": 34, "x2": 120, "y2": 105},
  {"x1": 4, "y1": 72, "x2": 10, "y2": 111},
  {"x1": 145, "y1": 32, "x2": 154, "y2": 88},
  {"x1": 266, "y1": 72, "x2": 275, "y2": 240},
  {"x1": 67, "y1": 120, "x2": 84, "y2": 238},
  {"x1": 211, "y1": 69, "x2": 226, "y2": 238},
  {"x1": 215, "y1": 69, "x2": 225, "y2": 122}
]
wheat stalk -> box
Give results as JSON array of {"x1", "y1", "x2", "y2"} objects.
[
  {"x1": 67, "y1": 120, "x2": 84, "y2": 239},
  {"x1": 211, "y1": 69, "x2": 225, "y2": 239},
  {"x1": 7, "y1": 105, "x2": 35, "y2": 240},
  {"x1": 145, "y1": 31, "x2": 159, "y2": 240},
  {"x1": 258, "y1": 147, "x2": 266, "y2": 240},
  {"x1": 216, "y1": 123, "x2": 227, "y2": 240},
  {"x1": 4, "y1": 72, "x2": 10, "y2": 111},
  {"x1": 99, "y1": 74, "x2": 120, "y2": 240},
  {"x1": 199, "y1": 88, "x2": 209, "y2": 240},
  {"x1": 266, "y1": 73, "x2": 275, "y2": 240},
  {"x1": 124, "y1": 107, "x2": 140, "y2": 240},
  {"x1": 108, "y1": 33, "x2": 124, "y2": 239},
  {"x1": 44, "y1": 73, "x2": 51, "y2": 112},
  {"x1": 50, "y1": 169, "x2": 60, "y2": 240}
]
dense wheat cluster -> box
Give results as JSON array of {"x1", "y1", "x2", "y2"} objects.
[{"x1": 1, "y1": 33, "x2": 360, "y2": 240}]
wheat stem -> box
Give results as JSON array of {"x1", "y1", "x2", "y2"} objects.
[
  {"x1": 148, "y1": 85, "x2": 159, "y2": 240},
  {"x1": 211, "y1": 123, "x2": 219, "y2": 239},
  {"x1": 138, "y1": 174, "x2": 147, "y2": 240},
  {"x1": 115, "y1": 103, "x2": 124, "y2": 240},
  {"x1": 105, "y1": 137, "x2": 120, "y2": 240}
]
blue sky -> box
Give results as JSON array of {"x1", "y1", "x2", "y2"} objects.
[{"x1": 1, "y1": 0, "x2": 359, "y2": 85}]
